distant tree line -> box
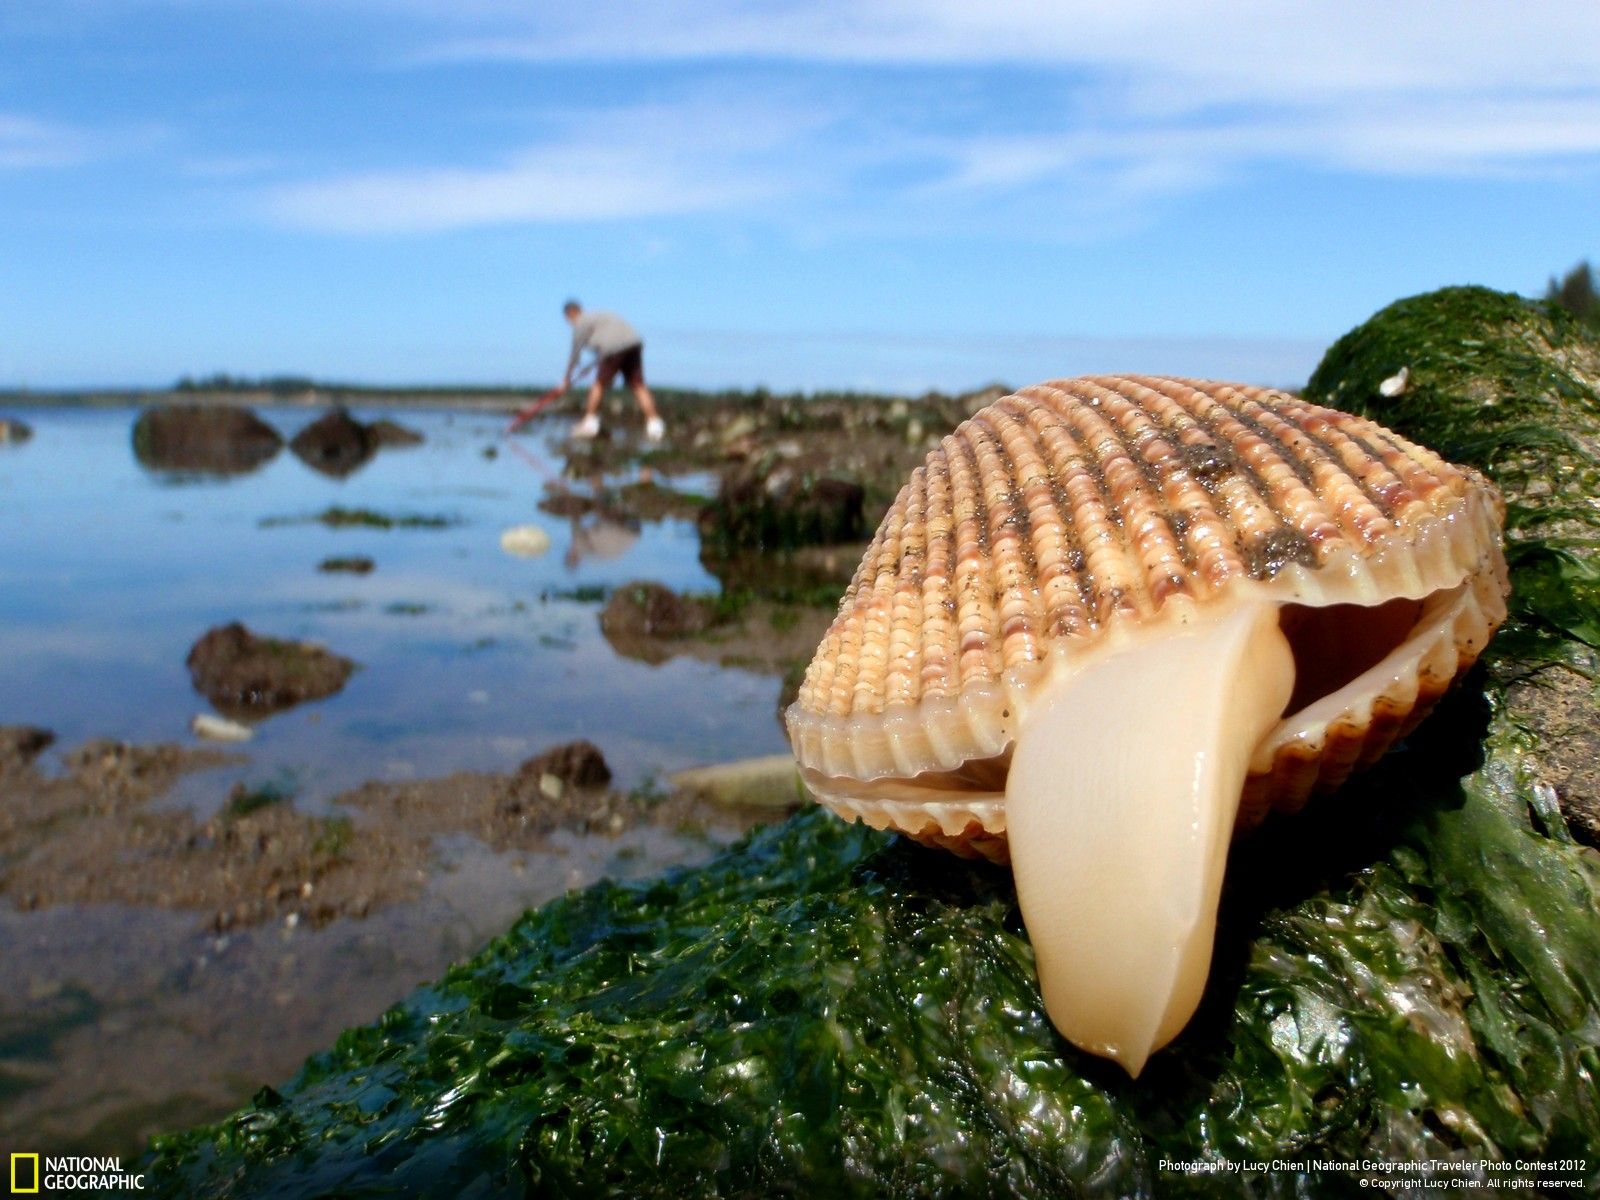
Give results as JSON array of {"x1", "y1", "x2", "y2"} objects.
[
  {"x1": 1546, "y1": 260, "x2": 1600, "y2": 329},
  {"x1": 175, "y1": 373, "x2": 321, "y2": 395}
]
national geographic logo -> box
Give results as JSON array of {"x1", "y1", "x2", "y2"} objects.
[{"x1": 9, "y1": 1154, "x2": 145, "y2": 1192}]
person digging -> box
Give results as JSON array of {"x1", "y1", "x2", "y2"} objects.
[{"x1": 560, "y1": 299, "x2": 663, "y2": 442}]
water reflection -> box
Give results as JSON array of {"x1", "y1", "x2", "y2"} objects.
[{"x1": 566, "y1": 511, "x2": 641, "y2": 568}]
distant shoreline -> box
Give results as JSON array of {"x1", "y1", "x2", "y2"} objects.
[
  {"x1": 1, "y1": 385, "x2": 560, "y2": 413},
  {"x1": 0, "y1": 381, "x2": 938, "y2": 413}
]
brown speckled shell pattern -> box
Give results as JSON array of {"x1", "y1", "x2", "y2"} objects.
[{"x1": 786, "y1": 376, "x2": 1509, "y2": 861}]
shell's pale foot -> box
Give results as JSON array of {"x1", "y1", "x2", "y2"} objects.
[{"x1": 1005, "y1": 600, "x2": 1294, "y2": 1076}]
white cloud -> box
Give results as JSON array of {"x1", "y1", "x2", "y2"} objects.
[
  {"x1": 0, "y1": 113, "x2": 94, "y2": 168},
  {"x1": 419, "y1": 0, "x2": 1600, "y2": 102},
  {"x1": 252, "y1": 2, "x2": 1600, "y2": 235},
  {"x1": 263, "y1": 97, "x2": 820, "y2": 233}
]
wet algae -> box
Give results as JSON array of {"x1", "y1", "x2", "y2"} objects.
[{"x1": 145, "y1": 289, "x2": 1600, "y2": 1197}]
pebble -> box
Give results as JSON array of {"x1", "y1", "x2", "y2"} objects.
[
  {"x1": 192, "y1": 713, "x2": 254, "y2": 742},
  {"x1": 499, "y1": 524, "x2": 552, "y2": 558},
  {"x1": 1378, "y1": 366, "x2": 1410, "y2": 397}
]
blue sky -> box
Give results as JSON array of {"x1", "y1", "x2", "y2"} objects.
[{"x1": 3, "y1": 2, "x2": 1598, "y2": 392}]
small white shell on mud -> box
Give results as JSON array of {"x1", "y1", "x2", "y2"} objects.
[
  {"x1": 499, "y1": 524, "x2": 552, "y2": 558},
  {"x1": 192, "y1": 713, "x2": 254, "y2": 742}
]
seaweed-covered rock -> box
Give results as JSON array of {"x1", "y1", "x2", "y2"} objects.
[
  {"x1": 698, "y1": 466, "x2": 865, "y2": 553},
  {"x1": 1306, "y1": 285, "x2": 1600, "y2": 842},
  {"x1": 599, "y1": 582, "x2": 715, "y2": 663},
  {"x1": 131, "y1": 405, "x2": 283, "y2": 476},
  {"x1": 144, "y1": 289, "x2": 1600, "y2": 1197},
  {"x1": 515, "y1": 740, "x2": 612, "y2": 793},
  {"x1": 316, "y1": 555, "x2": 374, "y2": 575},
  {"x1": 289, "y1": 408, "x2": 376, "y2": 478},
  {"x1": 288, "y1": 411, "x2": 422, "y2": 476},
  {"x1": 0, "y1": 725, "x2": 54, "y2": 773},
  {"x1": 186, "y1": 623, "x2": 356, "y2": 717}
]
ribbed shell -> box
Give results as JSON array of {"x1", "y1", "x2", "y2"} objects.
[{"x1": 786, "y1": 376, "x2": 1509, "y2": 858}]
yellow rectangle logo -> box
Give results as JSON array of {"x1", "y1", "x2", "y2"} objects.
[{"x1": 11, "y1": 1152, "x2": 41, "y2": 1193}]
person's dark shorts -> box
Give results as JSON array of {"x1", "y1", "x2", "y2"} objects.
[{"x1": 596, "y1": 343, "x2": 645, "y2": 389}]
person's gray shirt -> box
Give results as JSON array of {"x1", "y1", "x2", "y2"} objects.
[{"x1": 567, "y1": 311, "x2": 642, "y2": 372}]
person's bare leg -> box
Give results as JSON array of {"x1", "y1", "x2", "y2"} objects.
[
  {"x1": 632, "y1": 383, "x2": 659, "y2": 421},
  {"x1": 585, "y1": 381, "x2": 604, "y2": 417}
]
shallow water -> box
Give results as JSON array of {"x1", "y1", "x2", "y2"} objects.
[
  {"x1": 0, "y1": 403, "x2": 789, "y2": 808},
  {"x1": 0, "y1": 401, "x2": 798, "y2": 1153}
]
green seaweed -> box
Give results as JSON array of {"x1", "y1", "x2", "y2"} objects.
[
  {"x1": 1306, "y1": 285, "x2": 1600, "y2": 663},
  {"x1": 145, "y1": 288, "x2": 1600, "y2": 1197},
  {"x1": 260, "y1": 507, "x2": 458, "y2": 530}
]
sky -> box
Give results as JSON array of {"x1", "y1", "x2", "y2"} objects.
[{"x1": 2, "y1": 1, "x2": 1598, "y2": 393}]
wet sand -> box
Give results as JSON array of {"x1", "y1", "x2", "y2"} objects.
[{"x1": 0, "y1": 725, "x2": 788, "y2": 1155}]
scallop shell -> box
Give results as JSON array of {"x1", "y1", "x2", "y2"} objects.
[{"x1": 785, "y1": 375, "x2": 1509, "y2": 862}]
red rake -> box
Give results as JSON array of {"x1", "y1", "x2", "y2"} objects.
[{"x1": 503, "y1": 361, "x2": 595, "y2": 436}]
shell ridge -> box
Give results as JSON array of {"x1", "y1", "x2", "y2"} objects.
[
  {"x1": 985, "y1": 406, "x2": 1054, "y2": 671},
  {"x1": 1019, "y1": 396, "x2": 1098, "y2": 639},
  {"x1": 965, "y1": 410, "x2": 1032, "y2": 668},
  {"x1": 946, "y1": 418, "x2": 1006, "y2": 695}
]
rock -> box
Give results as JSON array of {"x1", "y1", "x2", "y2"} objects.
[
  {"x1": 717, "y1": 413, "x2": 759, "y2": 445},
  {"x1": 515, "y1": 740, "x2": 612, "y2": 792},
  {"x1": 131, "y1": 405, "x2": 282, "y2": 476},
  {"x1": 614, "y1": 481, "x2": 706, "y2": 522},
  {"x1": 698, "y1": 467, "x2": 865, "y2": 554},
  {"x1": 0, "y1": 725, "x2": 54, "y2": 772},
  {"x1": 958, "y1": 382, "x2": 1010, "y2": 415},
  {"x1": 668, "y1": 755, "x2": 803, "y2": 810},
  {"x1": 1306, "y1": 284, "x2": 1600, "y2": 843},
  {"x1": 599, "y1": 583, "x2": 715, "y2": 663},
  {"x1": 0, "y1": 416, "x2": 33, "y2": 444},
  {"x1": 317, "y1": 556, "x2": 375, "y2": 575},
  {"x1": 185, "y1": 622, "x2": 356, "y2": 717},
  {"x1": 289, "y1": 409, "x2": 375, "y2": 478}
]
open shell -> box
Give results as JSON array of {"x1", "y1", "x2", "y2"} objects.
[{"x1": 786, "y1": 375, "x2": 1509, "y2": 863}]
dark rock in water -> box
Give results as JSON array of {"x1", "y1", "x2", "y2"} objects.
[
  {"x1": 515, "y1": 740, "x2": 612, "y2": 792},
  {"x1": 186, "y1": 622, "x2": 355, "y2": 717},
  {"x1": 289, "y1": 411, "x2": 424, "y2": 476},
  {"x1": 317, "y1": 556, "x2": 374, "y2": 575},
  {"x1": 0, "y1": 725, "x2": 54, "y2": 772},
  {"x1": 599, "y1": 582, "x2": 715, "y2": 663},
  {"x1": 699, "y1": 466, "x2": 865, "y2": 554},
  {"x1": 0, "y1": 416, "x2": 33, "y2": 444},
  {"x1": 131, "y1": 405, "x2": 282, "y2": 476},
  {"x1": 366, "y1": 418, "x2": 423, "y2": 448},
  {"x1": 289, "y1": 409, "x2": 375, "y2": 478}
]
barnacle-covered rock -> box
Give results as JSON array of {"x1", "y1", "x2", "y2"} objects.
[{"x1": 787, "y1": 375, "x2": 1509, "y2": 1072}]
